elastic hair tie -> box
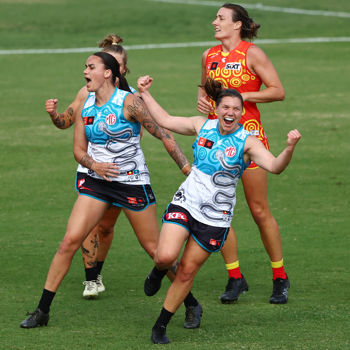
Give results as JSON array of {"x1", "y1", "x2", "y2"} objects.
[{"x1": 111, "y1": 42, "x2": 119, "y2": 46}]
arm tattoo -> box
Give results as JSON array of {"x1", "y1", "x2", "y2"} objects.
[
  {"x1": 52, "y1": 113, "x2": 66, "y2": 128},
  {"x1": 66, "y1": 107, "x2": 74, "y2": 127},
  {"x1": 79, "y1": 154, "x2": 94, "y2": 170},
  {"x1": 51, "y1": 107, "x2": 74, "y2": 129},
  {"x1": 127, "y1": 96, "x2": 189, "y2": 171}
]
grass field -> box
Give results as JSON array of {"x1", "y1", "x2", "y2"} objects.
[{"x1": 0, "y1": 0, "x2": 349, "y2": 349}]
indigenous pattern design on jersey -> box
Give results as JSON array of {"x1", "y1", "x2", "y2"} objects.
[
  {"x1": 205, "y1": 41, "x2": 269, "y2": 168},
  {"x1": 77, "y1": 86, "x2": 136, "y2": 176},
  {"x1": 80, "y1": 87, "x2": 150, "y2": 184},
  {"x1": 171, "y1": 119, "x2": 250, "y2": 227}
]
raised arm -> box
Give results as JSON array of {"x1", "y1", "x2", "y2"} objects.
[
  {"x1": 73, "y1": 111, "x2": 120, "y2": 181},
  {"x1": 245, "y1": 129, "x2": 301, "y2": 174},
  {"x1": 137, "y1": 75, "x2": 206, "y2": 136},
  {"x1": 45, "y1": 86, "x2": 88, "y2": 129},
  {"x1": 123, "y1": 92, "x2": 192, "y2": 176}
]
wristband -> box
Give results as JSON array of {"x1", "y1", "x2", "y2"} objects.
[{"x1": 181, "y1": 164, "x2": 191, "y2": 176}]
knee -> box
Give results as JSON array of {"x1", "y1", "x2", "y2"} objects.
[
  {"x1": 96, "y1": 222, "x2": 114, "y2": 237},
  {"x1": 57, "y1": 234, "x2": 80, "y2": 256},
  {"x1": 154, "y1": 249, "x2": 176, "y2": 268},
  {"x1": 249, "y1": 201, "x2": 271, "y2": 224},
  {"x1": 176, "y1": 260, "x2": 197, "y2": 284}
]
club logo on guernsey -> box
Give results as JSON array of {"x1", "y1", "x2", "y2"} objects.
[
  {"x1": 198, "y1": 137, "x2": 214, "y2": 149},
  {"x1": 105, "y1": 113, "x2": 117, "y2": 125},
  {"x1": 166, "y1": 212, "x2": 188, "y2": 222},
  {"x1": 225, "y1": 62, "x2": 241, "y2": 70},
  {"x1": 225, "y1": 146, "x2": 236, "y2": 158},
  {"x1": 210, "y1": 62, "x2": 219, "y2": 70}
]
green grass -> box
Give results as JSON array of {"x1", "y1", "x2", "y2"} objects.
[{"x1": 0, "y1": 0, "x2": 349, "y2": 349}]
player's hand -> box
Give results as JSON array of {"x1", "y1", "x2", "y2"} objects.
[
  {"x1": 137, "y1": 75, "x2": 153, "y2": 93},
  {"x1": 197, "y1": 96, "x2": 213, "y2": 114},
  {"x1": 92, "y1": 162, "x2": 120, "y2": 182},
  {"x1": 286, "y1": 129, "x2": 301, "y2": 148},
  {"x1": 45, "y1": 99, "x2": 58, "y2": 117}
]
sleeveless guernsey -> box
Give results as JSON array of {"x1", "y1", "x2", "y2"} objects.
[
  {"x1": 171, "y1": 119, "x2": 250, "y2": 227},
  {"x1": 78, "y1": 87, "x2": 150, "y2": 185},
  {"x1": 205, "y1": 41, "x2": 269, "y2": 157}
]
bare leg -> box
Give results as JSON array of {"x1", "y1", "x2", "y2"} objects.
[
  {"x1": 151, "y1": 236, "x2": 210, "y2": 343},
  {"x1": 44, "y1": 196, "x2": 109, "y2": 292},
  {"x1": 163, "y1": 236, "x2": 210, "y2": 313},
  {"x1": 241, "y1": 168, "x2": 283, "y2": 262},
  {"x1": 97, "y1": 206, "x2": 122, "y2": 262},
  {"x1": 220, "y1": 226, "x2": 238, "y2": 263},
  {"x1": 81, "y1": 206, "x2": 121, "y2": 269}
]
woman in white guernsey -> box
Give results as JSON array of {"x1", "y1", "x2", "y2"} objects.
[{"x1": 137, "y1": 75, "x2": 301, "y2": 344}]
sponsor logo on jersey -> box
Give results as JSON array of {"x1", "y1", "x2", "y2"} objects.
[
  {"x1": 105, "y1": 113, "x2": 117, "y2": 125},
  {"x1": 127, "y1": 169, "x2": 140, "y2": 175},
  {"x1": 225, "y1": 146, "x2": 236, "y2": 157},
  {"x1": 210, "y1": 62, "x2": 219, "y2": 70},
  {"x1": 166, "y1": 212, "x2": 188, "y2": 222},
  {"x1": 224, "y1": 62, "x2": 241, "y2": 70},
  {"x1": 83, "y1": 116, "x2": 95, "y2": 125},
  {"x1": 127, "y1": 197, "x2": 144, "y2": 205},
  {"x1": 249, "y1": 130, "x2": 259, "y2": 136},
  {"x1": 198, "y1": 137, "x2": 214, "y2": 149}
]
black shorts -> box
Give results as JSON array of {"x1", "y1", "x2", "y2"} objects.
[
  {"x1": 75, "y1": 172, "x2": 156, "y2": 211},
  {"x1": 162, "y1": 203, "x2": 229, "y2": 253}
]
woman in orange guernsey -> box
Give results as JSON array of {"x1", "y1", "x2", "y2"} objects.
[{"x1": 197, "y1": 3, "x2": 288, "y2": 304}]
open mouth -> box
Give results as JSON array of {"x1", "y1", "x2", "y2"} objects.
[{"x1": 224, "y1": 117, "x2": 234, "y2": 124}]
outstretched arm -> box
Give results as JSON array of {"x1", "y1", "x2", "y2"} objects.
[
  {"x1": 45, "y1": 87, "x2": 88, "y2": 129},
  {"x1": 137, "y1": 75, "x2": 206, "y2": 136},
  {"x1": 124, "y1": 93, "x2": 191, "y2": 176},
  {"x1": 245, "y1": 129, "x2": 301, "y2": 174}
]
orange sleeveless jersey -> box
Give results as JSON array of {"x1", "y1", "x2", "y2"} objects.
[{"x1": 205, "y1": 41, "x2": 269, "y2": 168}]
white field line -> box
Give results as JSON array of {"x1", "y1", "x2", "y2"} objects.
[
  {"x1": 1, "y1": 37, "x2": 350, "y2": 55},
  {"x1": 149, "y1": 0, "x2": 350, "y2": 18}
]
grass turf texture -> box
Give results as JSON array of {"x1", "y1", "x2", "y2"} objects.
[{"x1": 0, "y1": 0, "x2": 349, "y2": 349}]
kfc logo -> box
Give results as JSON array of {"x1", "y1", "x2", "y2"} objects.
[{"x1": 166, "y1": 212, "x2": 188, "y2": 222}]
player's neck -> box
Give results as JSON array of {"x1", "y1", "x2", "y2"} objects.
[{"x1": 221, "y1": 37, "x2": 242, "y2": 53}]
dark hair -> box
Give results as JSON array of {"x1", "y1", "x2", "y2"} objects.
[
  {"x1": 98, "y1": 34, "x2": 130, "y2": 75},
  {"x1": 222, "y1": 3, "x2": 260, "y2": 39},
  {"x1": 203, "y1": 77, "x2": 243, "y2": 107},
  {"x1": 92, "y1": 51, "x2": 131, "y2": 93}
]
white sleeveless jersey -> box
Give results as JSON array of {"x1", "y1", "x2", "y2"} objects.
[
  {"x1": 77, "y1": 87, "x2": 150, "y2": 184},
  {"x1": 171, "y1": 119, "x2": 250, "y2": 227}
]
